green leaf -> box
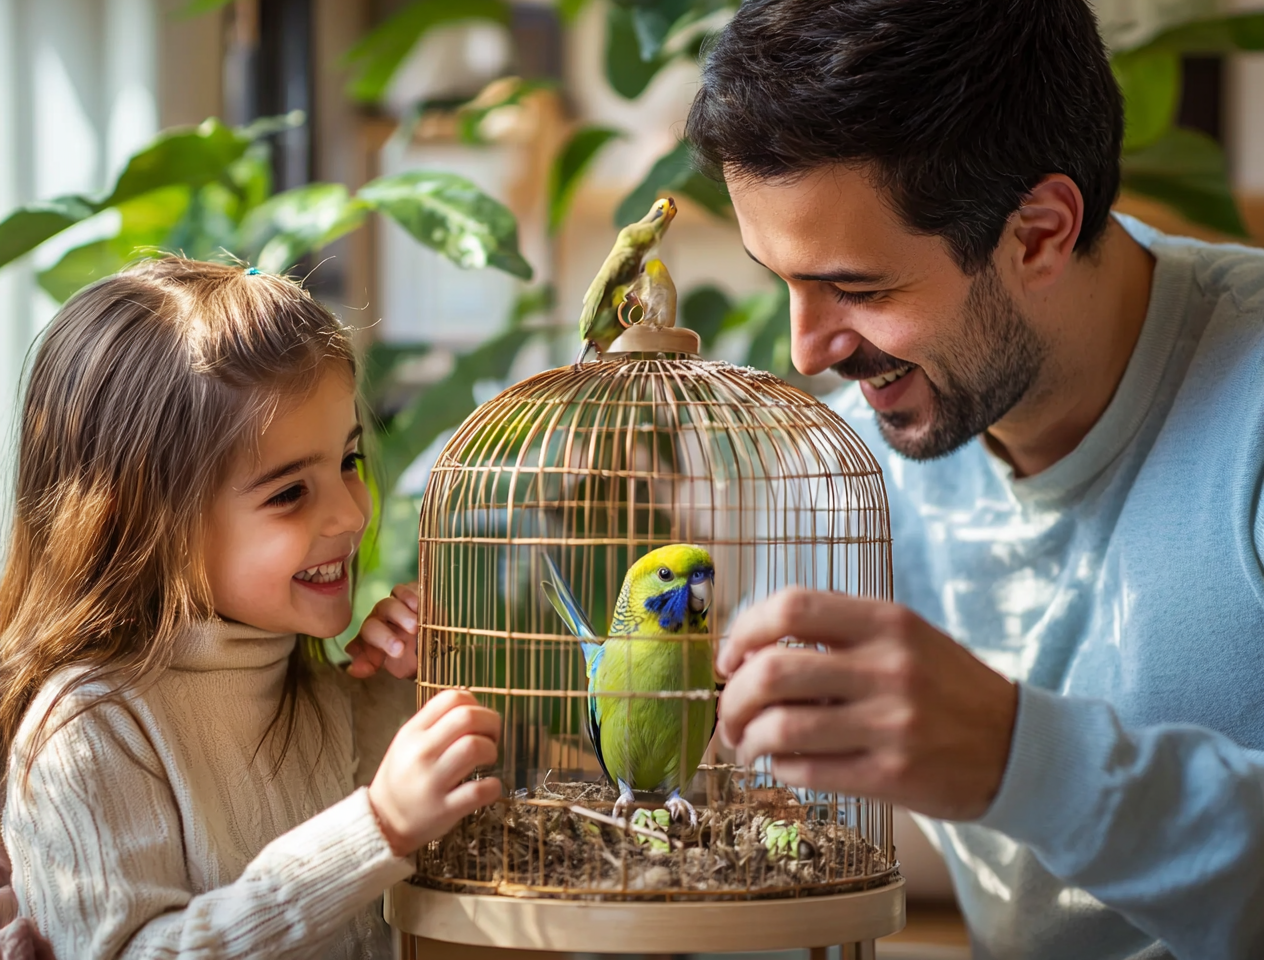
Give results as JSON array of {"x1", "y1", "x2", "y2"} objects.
[
  {"x1": 619, "y1": 0, "x2": 692, "y2": 60},
  {"x1": 1124, "y1": 12, "x2": 1264, "y2": 55},
  {"x1": 176, "y1": 0, "x2": 235, "y2": 16},
  {"x1": 361, "y1": 342, "x2": 433, "y2": 410},
  {"x1": 0, "y1": 196, "x2": 98, "y2": 269},
  {"x1": 1122, "y1": 127, "x2": 1247, "y2": 237},
  {"x1": 36, "y1": 186, "x2": 193, "y2": 302},
  {"x1": 239, "y1": 183, "x2": 369, "y2": 274},
  {"x1": 103, "y1": 118, "x2": 251, "y2": 208},
  {"x1": 359, "y1": 170, "x2": 533, "y2": 279},
  {"x1": 558, "y1": 0, "x2": 593, "y2": 23},
  {"x1": 510, "y1": 282, "x2": 556, "y2": 325},
  {"x1": 680, "y1": 284, "x2": 731, "y2": 348},
  {"x1": 548, "y1": 126, "x2": 624, "y2": 234},
  {"x1": 1112, "y1": 49, "x2": 1180, "y2": 152},
  {"x1": 342, "y1": 0, "x2": 510, "y2": 104},
  {"x1": 744, "y1": 283, "x2": 790, "y2": 374},
  {"x1": 456, "y1": 77, "x2": 555, "y2": 145},
  {"x1": 615, "y1": 139, "x2": 731, "y2": 226},
  {"x1": 606, "y1": 4, "x2": 668, "y2": 99},
  {"x1": 377, "y1": 325, "x2": 535, "y2": 493}
]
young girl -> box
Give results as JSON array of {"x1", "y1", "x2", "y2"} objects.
[{"x1": 0, "y1": 258, "x2": 502, "y2": 958}]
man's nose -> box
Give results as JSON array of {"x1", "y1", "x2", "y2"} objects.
[{"x1": 788, "y1": 286, "x2": 863, "y2": 377}]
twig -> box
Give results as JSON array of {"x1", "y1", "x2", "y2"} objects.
[{"x1": 567, "y1": 804, "x2": 683, "y2": 849}]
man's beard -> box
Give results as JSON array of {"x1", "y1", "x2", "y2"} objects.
[{"x1": 834, "y1": 264, "x2": 1045, "y2": 461}]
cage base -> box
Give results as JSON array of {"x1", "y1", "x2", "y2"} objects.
[{"x1": 385, "y1": 878, "x2": 905, "y2": 952}]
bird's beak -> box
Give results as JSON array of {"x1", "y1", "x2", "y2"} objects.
[{"x1": 689, "y1": 579, "x2": 713, "y2": 614}]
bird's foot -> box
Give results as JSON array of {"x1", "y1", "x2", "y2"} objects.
[
  {"x1": 573, "y1": 342, "x2": 593, "y2": 367},
  {"x1": 665, "y1": 789, "x2": 697, "y2": 828},
  {"x1": 612, "y1": 780, "x2": 636, "y2": 822}
]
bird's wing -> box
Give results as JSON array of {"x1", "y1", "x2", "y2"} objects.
[
  {"x1": 579, "y1": 244, "x2": 643, "y2": 340},
  {"x1": 585, "y1": 646, "x2": 613, "y2": 785},
  {"x1": 539, "y1": 554, "x2": 601, "y2": 659}
]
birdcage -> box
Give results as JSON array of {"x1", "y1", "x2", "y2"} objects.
[{"x1": 387, "y1": 321, "x2": 905, "y2": 956}]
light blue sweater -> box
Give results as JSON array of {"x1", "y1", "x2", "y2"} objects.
[{"x1": 831, "y1": 215, "x2": 1264, "y2": 960}]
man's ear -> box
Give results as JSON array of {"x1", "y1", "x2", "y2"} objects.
[{"x1": 1006, "y1": 174, "x2": 1084, "y2": 291}]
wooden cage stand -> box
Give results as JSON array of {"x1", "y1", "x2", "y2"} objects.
[{"x1": 387, "y1": 878, "x2": 904, "y2": 958}]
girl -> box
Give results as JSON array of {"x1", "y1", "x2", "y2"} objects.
[{"x1": 0, "y1": 258, "x2": 502, "y2": 958}]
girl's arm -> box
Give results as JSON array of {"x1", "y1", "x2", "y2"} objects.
[{"x1": 5, "y1": 687, "x2": 498, "y2": 959}]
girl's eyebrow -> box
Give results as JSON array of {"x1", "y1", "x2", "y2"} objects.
[{"x1": 242, "y1": 424, "x2": 362, "y2": 494}]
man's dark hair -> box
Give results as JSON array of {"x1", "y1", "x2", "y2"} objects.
[{"x1": 686, "y1": 0, "x2": 1124, "y2": 273}]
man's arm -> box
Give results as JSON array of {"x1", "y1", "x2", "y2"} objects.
[{"x1": 718, "y1": 588, "x2": 1264, "y2": 958}]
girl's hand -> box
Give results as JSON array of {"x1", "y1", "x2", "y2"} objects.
[
  {"x1": 346, "y1": 582, "x2": 419, "y2": 680},
  {"x1": 368, "y1": 689, "x2": 502, "y2": 856}
]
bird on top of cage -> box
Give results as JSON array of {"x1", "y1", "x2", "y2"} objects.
[
  {"x1": 540, "y1": 545, "x2": 716, "y2": 826},
  {"x1": 618, "y1": 257, "x2": 678, "y2": 330},
  {"x1": 576, "y1": 196, "x2": 678, "y2": 364}
]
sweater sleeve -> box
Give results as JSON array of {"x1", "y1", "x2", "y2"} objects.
[
  {"x1": 976, "y1": 683, "x2": 1264, "y2": 959},
  {"x1": 4, "y1": 696, "x2": 413, "y2": 960}
]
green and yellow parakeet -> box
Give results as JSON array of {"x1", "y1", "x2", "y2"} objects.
[
  {"x1": 577, "y1": 196, "x2": 678, "y2": 363},
  {"x1": 620, "y1": 257, "x2": 678, "y2": 328},
  {"x1": 541, "y1": 544, "x2": 716, "y2": 825}
]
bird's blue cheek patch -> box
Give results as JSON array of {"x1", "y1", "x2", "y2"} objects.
[{"x1": 644, "y1": 584, "x2": 688, "y2": 631}]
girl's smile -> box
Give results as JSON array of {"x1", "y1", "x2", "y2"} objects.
[{"x1": 203, "y1": 367, "x2": 371, "y2": 638}]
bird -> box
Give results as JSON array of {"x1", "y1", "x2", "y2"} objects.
[
  {"x1": 577, "y1": 196, "x2": 678, "y2": 364},
  {"x1": 617, "y1": 257, "x2": 678, "y2": 330},
  {"x1": 540, "y1": 544, "x2": 716, "y2": 826}
]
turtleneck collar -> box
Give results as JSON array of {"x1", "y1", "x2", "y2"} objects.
[{"x1": 172, "y1": 619, "x2": 297, "y2": 672}]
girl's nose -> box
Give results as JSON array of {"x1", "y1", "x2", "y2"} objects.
[
  {"x1": 789, "y1": 287, "x2": 864, "y2": 377},
  {"x1": 325, "y1": 477, "x2": 368, "y2": 537}
]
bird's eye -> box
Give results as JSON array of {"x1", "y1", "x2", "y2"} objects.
[{"x1": 657, "y1": 566, "x2": 673, "y2": 582}]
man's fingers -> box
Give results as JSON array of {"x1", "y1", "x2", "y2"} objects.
[
  {"x1": 718, "y1": 646, "x2": 863, "y2": 743},
  {"x1": 766, "y1": 753, "x2": 884, "y2": 796},
  {"x1": 733, "y1": 700, "x2": 878, "y2": 762},
  {"x1": 718, "y1": 588, "x2": 906, "y2": 676}
]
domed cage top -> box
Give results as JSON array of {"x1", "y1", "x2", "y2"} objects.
[{"x1": 413, "y1": 352, "x2": 896, "y2": 901}]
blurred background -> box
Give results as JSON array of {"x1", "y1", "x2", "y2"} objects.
[{"x1": 2, "y1": 0, "x2": 1264, "y2": 955}]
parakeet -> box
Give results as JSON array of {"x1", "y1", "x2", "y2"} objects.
[
  {"x1": 541, "y1": 545, "x2": 716, "y2": 825},
  {"x1": 618, "y1": 257, "x2": 678, "y2": 329},
  {"x1": 577, "y1": 197, "x2": 678, "y2": 364}
]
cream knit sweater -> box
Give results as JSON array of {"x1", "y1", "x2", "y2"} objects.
[{"x1": 2, "y1": 620, "x2": 418, "y2": 959}]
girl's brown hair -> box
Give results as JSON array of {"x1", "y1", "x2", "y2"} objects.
[{"x1": 0, "y1": 257, "x2": 358, "y2": 782}]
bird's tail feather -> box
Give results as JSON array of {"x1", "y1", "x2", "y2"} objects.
[{"x1": 540, "y1": 554, "x2": 602, "y2": 664}]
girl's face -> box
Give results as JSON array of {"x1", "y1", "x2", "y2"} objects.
[{"x1": 204, "y1": 367, "x2": 371, "y2": 638}]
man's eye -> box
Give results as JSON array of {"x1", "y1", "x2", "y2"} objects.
[
  {"x1": 267, "y1": 484, "x2": 305, "y2": 507},
  {"x1": 342, "y1": 451, "x2": 365, "y2": 473},
  {"x1": 831, "y1": 287, "x2": 879, "y2": 305}
]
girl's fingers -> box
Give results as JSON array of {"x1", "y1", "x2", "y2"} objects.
[
  {"x1": 359, "y1": 614, "x2": 411, "y2": 660},
  {"x1": 392, "y1": 581, "x2": 420, "y2": 614},
  {"x1": 375, "y1": 595, "x2": 418, "y2": 635},
  {"x1": 413, "y1": 689, "x2": 479, "y2": 729},
  {"x1": 424, "y1": 704, "x2": 503, "y2": 757},
  {"x1": 446, "y1": 776, "x2": 503, "y2": 816},
  {"x1": 344, "y1": 638, "x2": 385, "y2": 678},
  {"x1": 431, "y1": 732, "x2": 500, "y2": 785}
]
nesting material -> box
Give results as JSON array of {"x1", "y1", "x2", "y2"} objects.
[{"x1": 413, "y1": 779, "x2": 897, "y2": 901}]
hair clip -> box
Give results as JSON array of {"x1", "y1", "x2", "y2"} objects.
[{"x1": 244, "y1": 267, "x2": 261, "y2": 276}]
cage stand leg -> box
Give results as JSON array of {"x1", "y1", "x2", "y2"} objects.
[{"x1": 837, "y1": 943, "x2": 876, "y2": 960}]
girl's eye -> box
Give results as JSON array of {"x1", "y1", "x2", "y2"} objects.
[
  {"x1": 267, "y1": 484, "x2": 305, "y2": 507},
  {"x1": 342, "y1": 451, "x2": 365, "y2": 473},
  {"x1": 831, "y1": 287, "x2": 879, "y2": 306}
]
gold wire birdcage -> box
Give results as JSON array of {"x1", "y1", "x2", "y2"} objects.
[{"x1": 388, "y1": 324, "x2": 904, "y2": 953}]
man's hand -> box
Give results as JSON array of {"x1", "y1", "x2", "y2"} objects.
[{"x1": 716, "y1": 588, "x2": 1018, "y2": 820}]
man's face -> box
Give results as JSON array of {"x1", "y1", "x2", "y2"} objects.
[{"x1": 729, "y1": 165, "x2": 1046, "y2": 460}]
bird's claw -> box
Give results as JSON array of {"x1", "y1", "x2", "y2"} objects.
[
  {"x1": 613, "y1": 782, "x2": 636, "y2": 822},
  {"x1": 665, "y1": 791, "x2": 697, "y2": 828}
]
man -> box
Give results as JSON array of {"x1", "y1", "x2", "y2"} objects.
[{"x1": 686, "y1": 2, "x2": 1264, "y2": 958}]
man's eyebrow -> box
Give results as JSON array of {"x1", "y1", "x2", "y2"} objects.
[
  {"x1": 742, "y1": 246, "x2": 892, "y2": 285},
  {"x1": 243, "y1": 424, "x2": 363, "y2": 494}
]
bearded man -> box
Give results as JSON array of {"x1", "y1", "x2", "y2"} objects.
[{"x1": 690, "y1": 2, "x2": 1264, "y2": 958}]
